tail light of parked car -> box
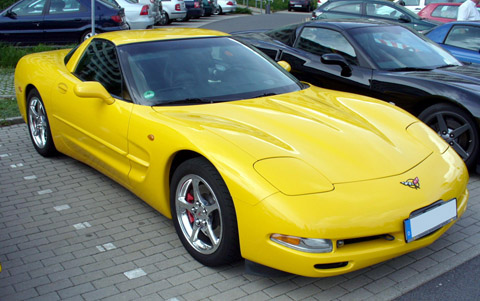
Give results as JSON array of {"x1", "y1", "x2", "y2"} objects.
[
  {"x1": 140, "y1": 5, "x2": 149, "y2": 15},
  {"x1": 194, "y1": 1, "x2": 200, "y2": 7},
  {"x1": 111, "y1": 15, "x2": 123, "y2": 23},
  {"x1": 226, "y1": 1, "x2": 233, "y2": 5},
  {"x1": 175, "y1": 3, "x2": 181, "y2": 10}
]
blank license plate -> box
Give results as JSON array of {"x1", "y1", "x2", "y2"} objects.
[{"x1": 404, "y1": 198, "x2": 457, "y2": 243}]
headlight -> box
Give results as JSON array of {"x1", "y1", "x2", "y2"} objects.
[
  {"x1": 254, "y1": 157, "x2": 333, "y2": 195},
  {"x1": 407, "y1": 121, "x2": 448, "y2": 154},
  {"x1": 271, "y1": 234, "x2": 333, "y2": 253}
]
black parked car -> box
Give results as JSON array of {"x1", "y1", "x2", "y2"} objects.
[
  {"x1": 312, "y1": 0, "x2": 439, "y2": 32},
  {"x1": 288, "y1": 0, "x2": 315, "y2": 12},
  {"x1": 234, "y1": 20, "x2": 480, "y2": 169},
  {"x1": 0, "y1": 0, "x2": 128, "y2": 44},
  {"x1": 181, "y1": 0, "x2": 203, "y2": 21}
]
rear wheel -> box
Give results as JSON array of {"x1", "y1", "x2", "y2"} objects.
[
  {"x1": 419, "y1": 103, "x2": 479, "y2": 169},
  {"x1": 213, "y1": 5, "x2": 222, "y2": 15},
  {"x1": 170, "y1": 157, "x2": 241, "y2": 266},
  {"x1": 80, "y1": 29, "x2": 101, "y2": 42},
  {"x1": 26, "y1": 89, "x2": 56, "y2": 157}
]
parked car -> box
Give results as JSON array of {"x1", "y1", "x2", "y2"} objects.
[
  {"x1": 181, "y1": 0, "x2": 203, "y2": 21},
  {"x1": 103, "y1": 0, "x2": 154, "y2": 29},
  {"x1": 288, "y1": 0, "x2": 315, "y2": 12},
  {"x1": 15, "y1": 27, "x2": 469, "y2": 278},
  {"x1": 312, "y1": 0, "x2": 439, "y2": 32},
  {"x1": 214, "y1": 0, "x2": 236, "y2": 14},
  {"x1": 161, "y1": 0, "x2": 187, "y2": 23},
  {"x1": 234, "y1": 19, "x2": 480, "y2": 168},
  {"x1": 418, "y1": 3, "x2": 480, "y2": 23},
  {"x1": 0, "y1": 0, "x2": 128, "y2": 44},
  {"x1": 425, "y1": 21, "x2": 480, "y2": 64},
  {"x1": 202, "y1": 0, "x2": 213, "y2": 16},
  {"x1": 397, "y1": 0, "x2": 464, "y2": 14},
  {"x1": 138, "y1": 0, "x2": 164, "y2": 24}
]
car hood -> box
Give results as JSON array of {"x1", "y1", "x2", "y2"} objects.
[
  {"x1": 154, "y1": 87, "x2": 433, "y2": 183},
  {"x1": 390, "y1": 64, "x2": 480, "y2": 92}
]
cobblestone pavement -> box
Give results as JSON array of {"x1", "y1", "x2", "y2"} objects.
[
  {"x1": 0, "y1": 70, "x2": 15, "y2": 98},
  {"x1": 1, "y1": 123, "x2": 480, "y2": 300}
]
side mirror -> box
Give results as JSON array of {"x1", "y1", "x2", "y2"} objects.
[
  {"x1": 321, "y1": 53, "x2": 352, "y2": 77},
  {"x1": 399, "y1": 14, "x2": 410, "y2": 23},
  {"x1": 5, "y1": 9, "x2": 17, "y2": 18},
  {"x1": 277, "y1": 60, "x2": 291, "y2": 72},
  {"x1": 74, "y1": 81, "x2": 115, "y2": 105}
]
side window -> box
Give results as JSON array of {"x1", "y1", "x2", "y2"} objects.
[
  {"x1": 404, "y1": 0, "x2": 419, "y2": 5},
  {"x1": 445, "y1": 25, "x2": 480, "y2": 51},
  {"x1": 431, "y1": 5, "x2": 458, "y2": 19},
  {"x1": 325, "y1": 2, "x2": 361, "y2": 13},
  {"x1": 296, "y1": 27, "x2": 358, "y2": 65},
  {"x1": 367, "y1": 4, "x2": 402, "y2": 19},
  {"x1": 11, "y1": 0, "x2": 46, "y2": 16},
  {"x1": 74, "y1": 39, "x2": 124, "y2": 98},
  {"x1": 49, "y1": 0, "x2": 84, "y2": 14}
]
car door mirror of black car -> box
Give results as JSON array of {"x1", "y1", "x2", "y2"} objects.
[
  {"x1": 74, "y1": 81, "x2": 115, "y2": 105},
  {"x1": 321, "y1": 53, "x2": 352, "y2": 77},
  {"x1": 5, "y1": 9, "x2": 17, "y2": 19},
  {"x1": 399, "y1": 14, "x2": 411, "y2": 23},
  {"x1": 277, "y1": 60, "x2": 291, "y2": 72}
]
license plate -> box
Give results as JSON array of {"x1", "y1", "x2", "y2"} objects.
[
  {"x1": 404, "y1": 198, "x2": 457, "y2": 243},
  {"x1": 294, "y1": 4, "x2": 302, "y2": 7}
]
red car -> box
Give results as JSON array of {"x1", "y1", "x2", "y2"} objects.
[{"x1": 418, "y1": 3, "x2": 480, "y2": 23}]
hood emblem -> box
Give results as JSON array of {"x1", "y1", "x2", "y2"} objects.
[{"x1": 401, "y1": 177, "x2": 420, "y2": 189}]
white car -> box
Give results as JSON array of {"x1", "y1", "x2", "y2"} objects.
[
  {"x1": 138, "y1": 0, "x2": 163, "y2": 24},
  {"x1": 162, "y1": 0, "x2": 187, "y2": 24},
  {"x1": 104, "y1": 0, "x2": 154, "y2": 29},
  {"x1": 214, "y1": 0, "x2": 236, "y2": 14}
]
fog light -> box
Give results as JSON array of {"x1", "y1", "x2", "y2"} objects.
[{"x1": 271, "y1": 234, "x2": 333, "y2": 253}]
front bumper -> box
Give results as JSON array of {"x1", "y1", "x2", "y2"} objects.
[{"x1": 235, "y1": 147, "x2": 469, "y2": 277}]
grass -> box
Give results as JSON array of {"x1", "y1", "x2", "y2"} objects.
[
  {"x1": 0, "y1": 43, "x2": 71, "y2": 68},
  {"x1": 0, "y1": 97, "x2": 20, "y2": 126}
]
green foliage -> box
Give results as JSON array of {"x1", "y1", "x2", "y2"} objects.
[
  {"x1": 0, "y1": 0, "x2": 16, "y2": 10},
  {"x1": 0, "y1": 97, "x2": 20, "y2": 125},
  {"x1": 0, "y1": 43, "x2": 71, "y2": 68},
  {"x1": 239, "y1": 0, "x2": 289, "y2": 12},
  {"x1": 234, "y1": 6, "x2": 253, "y2": 14}
]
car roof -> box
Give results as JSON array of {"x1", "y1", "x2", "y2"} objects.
[
  {"x1": 95, "y1": 28, "x2": 230, "y2": 46},
  {"x1": 302, "y1": 19, "x2": 401, "y2": 31}
]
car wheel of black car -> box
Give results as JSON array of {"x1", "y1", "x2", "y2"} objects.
[
  {"x1": 80, "y1": 29, "x2": 101, "y2": 42},
  {"x1": 170, "y1": 157, "x2": 241, "y2": 266},
  {"x1": 419, "y1": 103, "x2": 479, "y2": 169},
  {"x1": 27, "y1": 89, "x2": 57, "y2": 157}
]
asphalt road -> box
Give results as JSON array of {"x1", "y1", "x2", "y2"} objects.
[{"x1": 198, "y1": 11, "x2": 480, "y2": 300}]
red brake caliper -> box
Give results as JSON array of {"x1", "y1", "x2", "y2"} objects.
[{"x1": 186, "y1": 192, "x2": 195, "y2": 224}]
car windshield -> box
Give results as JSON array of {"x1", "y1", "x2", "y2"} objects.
[
  {"x1": 118, "y1": 37, "x2": 303, "y2": 105},
  {"x1": 349, "y1": 25, "x2": 461, "y2": 70}
]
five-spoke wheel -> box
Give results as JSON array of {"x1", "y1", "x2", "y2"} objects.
[
  {"x1": 27, "y1": 89, "x2": 56, "y2": 157},
  {"x1": 419, "y1": 103, "x2": 479, "y2": 169},
  {"x1": 170, "y1": 157, "x2": 240, "y2": 266}
]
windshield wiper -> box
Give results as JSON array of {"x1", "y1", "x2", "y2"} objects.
[
  {"x1": 161, "y1": 98, "x2": 214, "y2": 105},
  {"x1": 436, "y1": 64, "x2": 459, "y2": 69},
  {"x1": 387, "y1": 67, "x2": 433, "y2": 72},
  {"x1": 253, "y1": 92, "x2": 277, "y2": 98}
]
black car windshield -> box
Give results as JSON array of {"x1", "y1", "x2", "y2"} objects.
[
  {"x1": 349, "y1": 25, "x2": 461, "y2": 70},
  {"x1": 118, "y1": 37, "x2": 303, "y2": 106}
]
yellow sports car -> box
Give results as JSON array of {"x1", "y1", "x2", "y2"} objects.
[{"x1": 15, "y1": 28, "x2": 469, "y2": 277}]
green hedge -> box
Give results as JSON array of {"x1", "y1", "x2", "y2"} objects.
[
  {"x1": 0, "y1": 0, "x2": 16, "y2": 10},
  {"x1": 0, "y1": 43, "x2": 72, "y2": 68}
]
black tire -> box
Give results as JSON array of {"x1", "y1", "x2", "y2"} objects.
[
  {"x1": 419, "y1": 103, "x2": 479, "y2": 169},
  {"x1": 26, "y1": 88, "x2": 57, "y2": 157},
  {"x1": 161, "y1": 11, "x2": 170, "y2": 25},
  {"x1": 213, "y1": 6, "x2": 222, "y2": 15},
  {"x1": 170, "y1": 157, "x2": 241, "y2": 266}
]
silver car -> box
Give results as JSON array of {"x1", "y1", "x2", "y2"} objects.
[
  {"x1": 162, "y1": 0, "x2": 187, "y2": 24},
  {"x1": 105, "y1": 0, "x2": 155, "y2": 29}
]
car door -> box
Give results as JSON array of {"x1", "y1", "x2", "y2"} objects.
[
  {"x1": 51, "y1": 39, "x2": 133, "y2": 185},
  {"x1": 317, "y1": 1, "x2": 362, "y2": 19},
  {"x1": 43, "y1": 0, "x2": 91, "y2": 43},
  {"x1": 0, "y1": 0, "x2": 46, "y2": 43},
  {"x1": 277, "y1": 26, "x2": 373, "y2": 97}
]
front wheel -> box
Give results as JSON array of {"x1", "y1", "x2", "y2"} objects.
[
  {"x1": 27, "y1": 89, "x2": 57, "y2": 157},
  {"x1": 213, "y1": 6, "x2": 222, "y2": 15},
  {"x1": 419, "y1": 103, "x2": 479, "y2": 169},
  {"x1": 170, "y1": 157, "x2": 240, "y2": 266}
]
